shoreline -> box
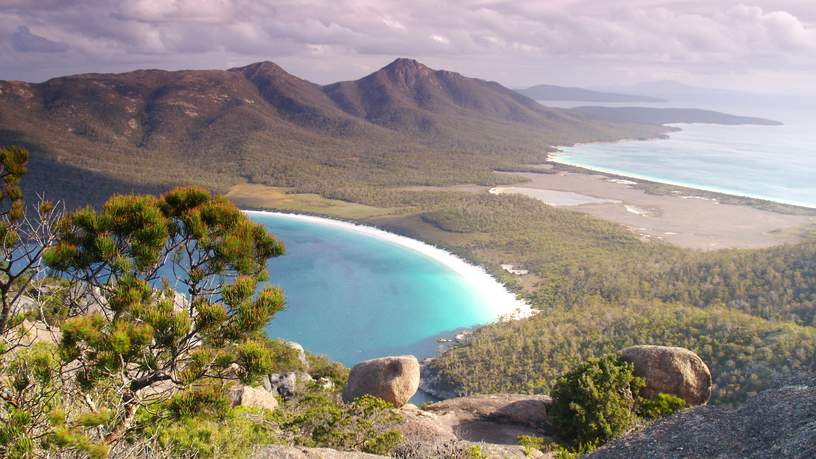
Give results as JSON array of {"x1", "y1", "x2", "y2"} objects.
[
  {"x1": 550, "y1": 154, "x2": 816, "y2": 211},
  {"x1": 243, "y1": 210, "x2": 532, "y2": 322},
  {"x1": 548, "y1": 133, "x2": 816, "y2": 213}
]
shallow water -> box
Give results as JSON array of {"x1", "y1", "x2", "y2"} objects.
[
  {"x1": 250, "y1": 212, "x2": 523, "y2": 369},
  {"x1": 550, "y1": 102, "x2": 816, "y2": 208}
]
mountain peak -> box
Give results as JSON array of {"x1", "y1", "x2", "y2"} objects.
[
  {"x1": 368, "y1": 58, "x2": 435, "y2": 89},
  {"x1": 384, "y1": 58, "x2": 428, "y2": 70},
  {"x1": 228, "y1": 61, "x2": 288, "y2": 77}
]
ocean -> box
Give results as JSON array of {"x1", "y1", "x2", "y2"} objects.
[
  {"x1": 549, "y1": 102, "x2": 816, "y2": 209},
  {"x1": 249, "y1": 212, "x2": 525, "y2": 369}
]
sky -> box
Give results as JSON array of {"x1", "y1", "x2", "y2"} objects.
[{"x1": 1, "y1": 0, "x2": 815, "y2": 94}]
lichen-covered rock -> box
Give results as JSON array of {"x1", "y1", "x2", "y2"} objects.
[
  {"x1": 229, "y1": 385, "x2": 278, "y2": 412},
  {"x1": 264, "y1": 372, "x2": 298, "y2": 400},
  {"x1": 342, "y1": 355, "x2": 419, "y2": 407},
  {"x1": 619, "y1": 345, "x2": 711, "y2": 406}
]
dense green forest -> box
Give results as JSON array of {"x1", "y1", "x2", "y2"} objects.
[{"x1": 427, "y1": 300, "x2": 816, "y2": 406}]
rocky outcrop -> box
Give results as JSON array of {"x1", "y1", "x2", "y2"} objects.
[
  {"x1": 392, "y1": 439, "x2": 548, "y2": 458},
  {"x1": 619, "y1": 345, "x2": 711, "y2": 406},
  {"x1": 342, "y1": 355, "x2": 420, "y2": 407},
  {"x1": 425, "y1": 394, "x2": 551, "y2": 428},
  {"x1": 397, "y1": 395, "x2": 552, "y2": 446},
  {"x1": 284, "y1": 340, "x2": 309, "y2": 368},
  {"x1": 229, "y1": 385, "x2": 278, "y2": 412},
  {"x1": 585, "y1": 372, "x2": 816, "y2": 459},
  {"x1": 252, "y1": 445, "x2": 385, "y2": 458},
  {"x1": 264, "y1": 372, "x2": 299, "y2": 400}
]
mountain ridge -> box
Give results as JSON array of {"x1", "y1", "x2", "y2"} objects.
[
  {"x1": 0, "y1": 57, "x2": 667, "y2": 207},
  {"x1": 0, "y1": 58, "x2": 775, "y2": 209}
]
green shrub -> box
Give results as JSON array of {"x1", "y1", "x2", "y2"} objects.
[
  {"x1": 139, "y1": 406, "x2": 276, "y2": 458},
  {"x1": 305, "y1": 353, "x2": 349, "y2": 386},
  {"x1": 274, "y1": 388, "x2": 402, "y2": 454},
  {"x1": 517, "y1": 435, "x2": 547, "y2": 456},
  {"x1": 517, "y1": 435, "x2": 597, "y2": 459},
  {"x1": 549, "y1": 354, "x2": 645, "y2": 446},
  {"x1": 637, "y1": 393, "x2": 686, "y2": 419}
]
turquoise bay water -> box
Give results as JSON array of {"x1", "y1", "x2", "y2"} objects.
[
  {"x1": 552, "y1": 104, "x2": 816, "y2": 208},
  {"x1": 249, "y1": 212, "x2": 513, "y2": 368}
]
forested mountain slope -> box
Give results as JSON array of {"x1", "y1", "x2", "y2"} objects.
[{"x1": 0, "y1": 59, "x2": 663, "y2": 208}]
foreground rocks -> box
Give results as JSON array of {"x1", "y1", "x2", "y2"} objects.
[
  {"x1": 252, "y1": 445, "x2": 385, "y2": 458},
  {"x1": 396, "y1": 395, "x2": 552, "y2": 457},
  {"x1": 586, "y1": 372, "x2": 816, "y2": 459},
  {"x1": 229, "y1": 385, "x2": 279, "y2": 412},
  {"x1": 620, "y1": 345, "x2": 712, "y2": 406},
  {"x1": 342, "y1": 355, "x2": 420, "y2": 407}
]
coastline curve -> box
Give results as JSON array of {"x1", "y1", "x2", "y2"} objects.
[{"x1": 243, "y1": 210, "x2": 531, "y2": 322}]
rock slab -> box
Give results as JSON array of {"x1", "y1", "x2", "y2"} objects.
[
  {"x1": 620, "y1": 345, "x2": 712, "y2": 406},
  {"x1": 585, "y1": 372, "x2": 816, "y2": 459},
  {"x1": 397, "y1": 394, "x2": 553, "y2": 446},
  {"x1": 229, "y1": 385, "x2": 278, "y2": 412},
  {"x1": 342, "y1": 355, "x2": 420, "y2": 407}
]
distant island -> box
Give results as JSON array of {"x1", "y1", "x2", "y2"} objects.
[
  {"x1": 570, "y1": 106, "x2": 783, "y2": 126},
  {"x1": 516, "y1": 84, "x2": 665, "y2": 103}
]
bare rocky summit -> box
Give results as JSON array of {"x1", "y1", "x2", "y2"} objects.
[{"x1": 586, "y1": 372, "x2": 816, "y2": 459}]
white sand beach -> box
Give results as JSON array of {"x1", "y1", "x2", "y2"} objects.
[{"x1": 243, "y1": 210, "x2": 531, "y2": 320}]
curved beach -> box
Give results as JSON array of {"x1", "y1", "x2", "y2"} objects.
[
  {"x1": 550, "y1": 120, "x2": 816, "y2": 210},
  {"x1": 243, "y1": 210, "x2": 531, "y2": 321}
]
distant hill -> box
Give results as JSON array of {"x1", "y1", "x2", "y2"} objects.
[
  {"x1": 516, "y1": 84, "x2": 664, "y2": 103},
  {"x1": 570, "y1": 106, "x2": 782, "y2": 126},
  {"x1": 1, "y1": 59, "x2": 776, "y2": 208},
  {"x1": 0, "y1": 58, "x2": 663, "y2": 207},
  {"x1": 596, "y1": 80, "x2": 816, "y2": 111}
]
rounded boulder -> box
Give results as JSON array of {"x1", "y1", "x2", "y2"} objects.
[
  {"x1": 620, "y1": 345, "x2": 712, "y2": 406},
  {"x1": 342, "y1": 355, "x2": 420, "y2": 407}
]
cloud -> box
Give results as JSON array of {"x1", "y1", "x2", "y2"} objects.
[
  {"x1": 10, "y1": 26, "x2": 67, "y2": 53},
  {"x1": 429, "y1": 34, "x2": 450, "y2": 44},
  {"x1": 0, "y1": 0, "x2": 813, "y2": 93}
]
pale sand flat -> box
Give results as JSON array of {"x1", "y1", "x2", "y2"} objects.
[
  {"x1": 489, "y1": 186, "x2": 620, "y2": 206},
  {"x1": 497, "y1": 171, "x2": 815, "y2": 250}
]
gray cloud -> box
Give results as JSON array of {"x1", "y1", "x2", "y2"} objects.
[
  {"x1": 10, "y1": 25, "x2": 67, "y2": 53},
  {"x1": 0, "y1": 0, "x2": 813, "y2": 93}
]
